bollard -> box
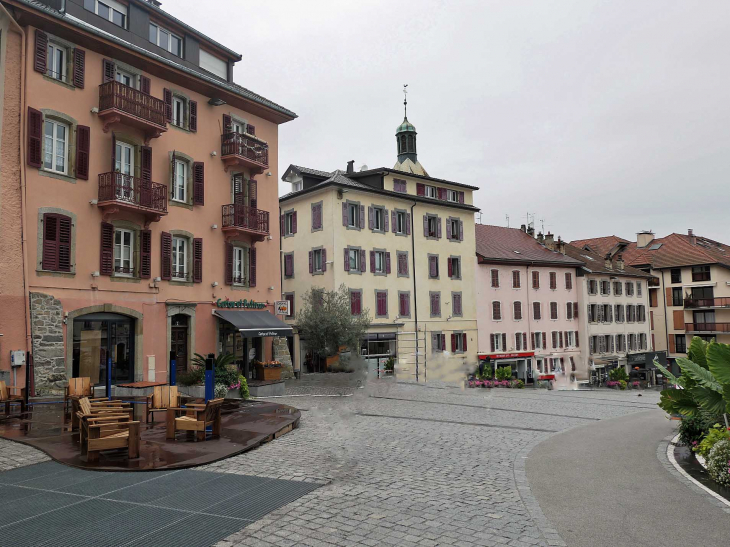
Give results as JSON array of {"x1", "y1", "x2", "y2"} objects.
[
  {"x1": 107, "y1": 356, "x2": 112, "y2": 400},
  {"x1": 204, "y1": 353, "x2": 215, "y2": 402},
  {"x1": 170, "y1": 351, "x2": 177, "y2": 386}
]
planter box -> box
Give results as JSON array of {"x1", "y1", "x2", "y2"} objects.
[{"x1": 255, "y1": 365, "x2": 282, "y2": 381}]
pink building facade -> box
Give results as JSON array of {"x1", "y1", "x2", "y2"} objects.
[
  {"x1": 475, "y1": 226, "x2": 584, "y2": 383},
  {"x1": 0, "y1": 0, "x2": 295, "y2": 394}
]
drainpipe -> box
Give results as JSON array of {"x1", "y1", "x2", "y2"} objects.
[
  {"x1": 410, "y1": 201, "x2": 419, "y2": 382},
  {"x1": 661, "y1": 270, "x2": 672, "y2": 372},
  {"x1": 525, "y1": 265, "x2": 533, "y2": 385}
]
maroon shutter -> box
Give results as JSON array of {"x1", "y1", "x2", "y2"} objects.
[
  {"x1": 344, "y1": 248, "x2": 350, "y2": 271},
  {"x1": 102, "y1": 59, "x2": 115, "y2": 82},
  {"x1": 140, "y1": 145, "x2": 152, "y2": 207},
  {"x1": 342, "y1": 202, "x2": 348, "y2": 226},
  {"x1": 280, "y1": 214, "x2": 285, "y2": 234},
  {"x1": 309, "y1": 251, "x2": 313, "y2": 274},
  {"x1": 360, "y1": 249, "x2": 366, "y2": 272},
  {"x1": 531, "y1": 333, "x2": 536, "y2": 350},
  {"x1": 370, "y1": 250, "x2": 375, "y2": 272},
  {"x1": 559, "y1": 331, "x2": 564, "y2": 348},
  {"x1": 27, "y1": 107, "x2": 43, "y2": 167},
  {"x1": 459, "y1": 220, "x2": 463, "y2": 241},
  {"x1": 100, "y1": 221, "x2": 114, "y2": 276},
  {"x1": 542, "y1": 332, "x2": 547, "y2": 349},
  {"x1": 573, "y1": 302, "x2": 579, "y2": 319},
  {"x1": 417, "y1": 183, "x2": 425, "y2": 196},
  {"x1": 423, "y1": 215, "x2": 428, "y2": 237},
  {"x1": 72, "y1": 48, "x2": 85, "y2": 88},
  {"x1": 140, "y1": 229, "x2": 151, "y2": 279},
  {"x1": 448, "y1": 257, "x2": 453, "y2": 278},
  {"x1": 368, "y1": 206, "x2": 374, "y2": 229},
  {"x1": 359, "y1": 205, "x2": 365, "y2": 229},
  {"x1": 451, "y1": 333, "x2": 456, "y2": 352},
  {"x1": 189, "y1": 100, "x2": 198, "y2": 132},
  {"x1": 140, "y1": 75, "x2": 151, "y2": 95},
  {"x1": 225, "y1": 242, "x2": 233, "y2": 285},
  {"x1": 57, "y1": 216, "x2": 72, "y2": 272},
  {"x1": 292, "y1": 211, "x2": 297, "y2": 233},
  {"x1": 192, "y1": 161, "x2": 204, "y2": 205},
  {"x1": 193, "y1": 238, "x2": 203, "y2": 283},
  {"x1": 322, "y1": 248, "x2": 327, "y2": 272},
  {"x1": 34, "y1": 30, "x2": 48, "y2": 73},
  {"x1": 459, "y1": 191, "x2": 464, "y2": 204},
  {"x1": 502, "y1": 333, "x2": 507, "y2": 350},
  {"x1": 386, "y1": 252, "x2": 391, "y2": 274},
  {"x1": 406, "y1": 213, "x2": 411, "y2": 235},
  {"x1": 75, "y1": 125, "x2": 90, "y2": 180},
  {"x1": 446, "y1": 219, "x2": 452, "y2": 239},
  {"x1": 249, "y1": 179, "x2": 257, "y2": 209},
  {"x1": 575, "y1": 331, "x2": 579, "y2": 347},
  {"x1": 463, "y1": 333, "x2": 468, "y2": 352},
  {"x1": 163, "y1": 88, "x2": 173, "y2": 122},
  {"x1": 42, "y1": 214, "x2": 58, "y2": 271},
  {"x1": 160, "y1": 232, "x2": 172, "y2": 280},
  {"x1": 490, "y1": 334, "x2": 495, "y2": 352},
  {"x1": 223, "y1": 114, "x2": 232, "y2": 134},
  {"x1": 249, "y1": 247, "x2": 257, "y2": 286},
  {"x1": 247, "y1": 124, "x2": 255, "y2": 135}
]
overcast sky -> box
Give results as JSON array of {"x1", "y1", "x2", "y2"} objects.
[{"x1": 170, "y1": 0, "x2": 729, "y2": 243}]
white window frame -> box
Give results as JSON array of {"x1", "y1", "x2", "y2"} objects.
[
  {"x1": 115, "y1": 141, "x2": 135, "y2": 176},
  {"x1": 233, "y1": 246, "x2": 246, "y2": 285},
  {"x1": 454, "y1": 333, "x2": 465, "y2": 352},
  {"x1": 47, "y1": 42, "x2": 67, "y2": 82},
  {"x1": 451, "y1": 257, "x2": 461, "y2": 279},
  {"x1": 396, "y1": 211, "x2": 406, "y2": 234},
  {"x1": 43, "y1": 119, "x2": 69, "y2": 175},
  {"x1": 446, "y1": 189, "x2": 458, "y2": 202},
  {"x1": 114, "y1": 229, "x2": 134, "y2": 277},
  {"x1": 348, "y1": 248, "x2": 360, "y2": 271},
  {"x1": 450, "y1": 218, "x2": 459, "y2": 240},
  {"x1": 89, "y1": 0, "x2": 127, "y2": 28},
  {"x1": 285, "y1": 212, "x2": 295, "y2": 236},
  {"x1": 347, "y1": 203, "x2": 359, "y2": 228},
  {"x1": 149, "y1": 22, "x2": 182, "y2": 56},
  {"x1": 427, "y1": 216, "x2": 438, "y2": 238},
  {"x1": 115, "y1": 67, "x2": 135, "y2": 88},
  {"x1": 494, "y1": 333, "x2": 503, "y2": 351},
  {"x1": 173, "y1": 159, "x2": 187, "y2": 202},
  {"x1": 566, "y1": 331, "x2": 575, "y2": 348},
  {"x1": 374, "y1": 251, "x2": 386, "y2": 273},
  {"x1": 535, "y1": 332, "x2": 543, "y2": 349},
  {"x1": 373, "y1": 207, "x2": 384, "y2": 231},
  {"x1": 292, "y1": 181, "x2": 303, "y2": 192},
  {"x1": 424, "y1": 185, "x2": 437, "y2": 198},
  {"x1": 313, "y1": 248, "x2": 323, "y2": 272},
  {"x1": 172, "y1": 96, "x2": 185, "y2": 128},
  {"x1": 172, "y1": 237, "x2": 187, "y2": 280}
]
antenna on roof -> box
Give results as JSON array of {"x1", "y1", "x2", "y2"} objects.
[
  {"x1": 505, "y1": 214, "x2": 510, "y2": 228},
  {"x1": 403, "y1": 84, "x2": 408, "y2": 117},
  {"x1": 539, "y1": 218, "x2": 545, "y2": 233},
  {"x1": 477, "y1": 212, "x2": 483, "y2": 224}
]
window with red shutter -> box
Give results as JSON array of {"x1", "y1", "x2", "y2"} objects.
[
  {"x1": 72, "y1": 48, "x2": 85, "y2": 88},
  {"x1": 192, "y1": 238, "x2": 203, "y2": 282},
  {"x1": 549, "y1": 272, "x2": 557, "y2": 290},
  {"x1": 100, "y1": 221, "x2": 114, "y2": 276},
  {"x1": 492, "y1": 301, "x2": 501, "y2": 320},
  {"x1": 140, "y1": 230, "x2": 151, "y2": 279},
  {"x1": 160, "y1": 232, "x2": 172, "y2": 280},
  {"x1": 565, "y1": 272, "x2": 573, "y2": 290},
  {"x1": 189, "y1": 100, "x2": 198, "y2": 132},
  {"x1": 192, "y1": 162, "x2": 204, "y2": 205},
  {"x1": 533, "y1": 302, "x2": 541, "y2": 320},
  {"x1": 42, "y1": 213, "x2": 72, "y2": 272},
  {"x1": 491, "y1": 269, "x2": 499, "y2": 288},
  {"x1": 513, "y1": 301, "x2": 522, "y2": 320},
  {"x1": 249, "y1": 247, "x2": 256, "y2": 286},
  {"x1": 512, "y1": 270, "x2": 521, "y2": 288},
  {"x1": 75, "y1": 125, "x2": 90, "y2": 180},
  {"x1": 34, "y1": 30, "x2": 48, "y2": 73},
  {"x1": 27, "y1": 107, "x2": 43, "y2": 167},
  {"x1": 550, "y1": 302, "x2": 558, "y2": 320},
  {"x1": 532, "y1": 271, "x2": 540, "y2": 289}
]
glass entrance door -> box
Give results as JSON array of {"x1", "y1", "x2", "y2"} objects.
[{"x1": 73, "y1": 314, "x2": 135, "y2": 385}]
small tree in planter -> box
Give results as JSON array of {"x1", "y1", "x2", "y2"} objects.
[{"x1": 298, "y1": 284, "x2": 371, "y2": 368}]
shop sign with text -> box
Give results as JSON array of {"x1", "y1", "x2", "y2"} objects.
[{"x1": 216, "y1": 298, "x2": 266, "y2": 309}]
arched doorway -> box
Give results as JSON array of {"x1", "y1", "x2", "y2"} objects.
[{"x1": 71, "y1": 313, "x2": 136, "y2": 385}]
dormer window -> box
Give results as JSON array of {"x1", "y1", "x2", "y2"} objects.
[
  {"x1": 149, "y1": 23, "x2": 183, "y2": 57},
  {"x1": 446, "y1": 189, "x2": 458, "y2": 202},
  {"x1": 84, "y1": 0, "x2": 127, "y2": 28},
  {"x1": 292, "y1": 181, "x2": 303, "y2": 192},
  {"x1": 424, "y1": 185, "x2": 437, "y2": 198}
]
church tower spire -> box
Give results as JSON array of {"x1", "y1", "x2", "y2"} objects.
[{"x1": 393, "y1": 85, "x2": 428, "y2": 176}]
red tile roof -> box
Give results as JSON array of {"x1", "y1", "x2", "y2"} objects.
[
  {"x1": 570, "y1": 235, "x2": 629, "y2": 257},
  {"x1": 562, "y1": 243, "x2": 652, "y2": 278},
  {"x1": 475, "y1": 225, "x2": 583, "y2": 266}
]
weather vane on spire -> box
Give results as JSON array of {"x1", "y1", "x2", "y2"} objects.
[{"x1": 403, "y1": 84, "x2": 408, "y2": 117}]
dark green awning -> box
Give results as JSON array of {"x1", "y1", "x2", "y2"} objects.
[{"x1": 214, "y1": 310, "x2": 293, "y2": 338}]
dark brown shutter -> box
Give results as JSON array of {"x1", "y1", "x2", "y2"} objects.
[
  {"x1": 75, "y1": 125, "x2": 90, "y2": 180},
  {"x1": 41, "y1": 214, "x2": 58, "y2": 271},
  {"x1": 292, "y1": 211, "x2": 297, "y2": 233},
  {"x1": 502, "y1": 333, "x2": 507, "y2": 351},
  {"x1": 192, "y1": 161, "x2": 204, "y2": 205},
  {"x1": 72, "y1": 48, "x2": 85, "y2": 88},
  {"x1": 100, "y1": 222, "x2": 114, "y2": 276},
  {"x1": 247, "y1": 123, "x2": 255, "y2": 135},
  {"x1": 490, "y1": 334, "x2": 495, "y2": 352},
  {"x1": 309, "y1": 251, "x2": 313, "y2": 274},
  {"x1": 163, "y1": 88, "x2": 173, "y2": 122},
  {"x1": 27, "y1": 107, "x2": 43, "y2": 167},
  {"x1": 57, "y1": 216, "x2": 72, "y2": 272},
  {"x1": 451, "y1": 333, "x2": 456, "y2": 352},
  {"x1": 248, "y1": 179, "x2": 257, "y2": 208},
  {"x1": 249, "y1": 247, "x2": 257, "y2": 286},
  {"x1": 193, "y1": 238, "x2": 203, "y2": 282},
  {"x1": 160, "y1": 231, "x2": 172, "y2": 280},
  {"x1": 225, "y1": 242, "x2": 233, "y2": 285},
  {"x1": 189, "y1": 100, "x2": 198, "y2": 132},
  {"x1": 140, "y1": 229, "x2": 151, "y2": 279},
  {"x1": 344, "y1": 248, "x2": 350, "y2": 271},
  {"x1": 34, "y1": 30, "x2": 48, "y2": 73},
  {"x1": 575, "y1": 331, "x2": 579, "y2": 348},
  {"x1": 140, "y1": 75, "x2": 151, "y2": 95},
  {"x1": 542, "y1": 332, "x2": 546, "y2": 349},
  {"x1": 416, "y1": 183, "x2": 425, "y2": 196},
  {"x1": 102, "y1": 59, "x2": 115, "y2": 83},
  {"x1": 223, "y1": 114, "x2": 232, "y2": 134}
]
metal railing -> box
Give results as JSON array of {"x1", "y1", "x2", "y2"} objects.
[
  {"x1": 685, "y1": 322, "x2": 730, "y2": 333},
  {"x1": 221, "y1": 132, "x2": 269, "y2": 168},
  {"x1": 685, "y1": 297, "x2": 730, "y2": 309},
  {"x1": 222, "y1": 204, "x2": 269, "y2": 234},
  {"x1": 98, "y1": 172, "x2": 168, "y2": 213},
  {"x1": 99, "y1": 81, "x2": 166, "y2": 127}
]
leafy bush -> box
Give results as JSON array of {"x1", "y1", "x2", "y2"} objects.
[
  {"x1": 511, "y1": 379, "x2": 525, "y2": 389},
  {"x1": 706, "y1": 438, "x2": 730, "y2": 487},
  {"x1": 495, "y1": 366, "x2": 512, "y2": 381},
  {"x1": 177, "y1": 366, "x2": 205, "y2": 386},
  {"x1": 618, "y1": 380, "x2": 627, "y2": 390},
  {"x1": 215, "y1": 366, "x2": 239, "y2": 388},
  {"x1": 214, "y1": 383, "x2": 229, "y2": 398},
  {"x1": 678, "y1": 412, "x2": 719, "y2": 445},
  {"x1": 609, "y1": 367, "x2": 629, "y2": 382},
  {"x1": 384, "y1": 357, "x2": 395, "y2": 372},
  {"x1": 695, "y1": 424, "x2": 730, "y2": 459}
]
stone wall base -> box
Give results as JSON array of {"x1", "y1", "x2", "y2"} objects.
[{"x1": 30, "y1": 292, "x2": 66, "y2": 395}]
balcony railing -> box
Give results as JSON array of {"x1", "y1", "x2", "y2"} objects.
[
  {"x1": 98, "y1": 172, "x2": 168, "y2": 214},
  {"x1": 685, "y1": 297, "x2": 730, "y2": 309},
  {"x1": 685, "y1": 322, "x2": 730, "y2": 333},
  {"x1": 222, "y1": 204, "x2": 269, "y2": 235},
  {"x1": 221, "y1": 132, "x2": 269, "y2": 171},
  {"x1": 648, "y1": 278, "x2": 660, "y2": 287},
  {"x1": 98, "y1": 81, "x2": 166, "y2": 131}
]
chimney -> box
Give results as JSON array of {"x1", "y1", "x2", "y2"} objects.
[
  {"x1": 604, "y1": 254, "x2": 613, "y2": 271},
  {"x1": 557, "y1": 236, "x2": 566, "y2": 255},
  {"x1": 688, "y1": 229, "x2": 696, "y2": 245},
  {"x1": 637, "y1": 231, "x2": 654, "y2": 248},
  {"x1": 616, "y1": 254, "x2": 625, "y2": 271},
  {"x1": 544, "y1": 232, "x2": 555, "y2": 251},
  {"x1": 527, "y1": 226, "x2": 535, "y2": 238},
  {"x1": 346, "y1": 160, "x2": 355, "y2": 174},
  {"x1": 536, "y1": 232, "x2": 544, "y2": 244},
  {"x1": 520, "y1": 224, "x2": 527, "y2": 233}
]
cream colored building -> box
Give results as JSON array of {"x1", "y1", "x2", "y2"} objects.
[{"x1": 280, "y1": 114, "x2": 480, "y2": 381}]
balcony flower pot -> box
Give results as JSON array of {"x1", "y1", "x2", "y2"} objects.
[{"x1": 254, "y1": 361, "x2": 283, "y2": 381}]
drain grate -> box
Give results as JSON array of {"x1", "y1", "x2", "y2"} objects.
[{"x1": 0, "y1": 462, "x2": 321, "y2": 547}]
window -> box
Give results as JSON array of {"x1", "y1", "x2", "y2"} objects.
[
  {"x1": 347, "y1": 202, "x2": 359, "y2": 228},
  {"x1": 232, "y1": 246, "x2": 246, "y2": 284},
  {"x1": 171, "y1": 237, "x2": 187, "y2": 280},
  {"x1": 532, "y1": 271, "x2": 540, "y2": 289},
  {"x1": 173, "y1": 159, "x2": 187, "y2": 202},
  {"x1": 433, "y1": 332, "x2": 446, "y2": 352},
  {"x1": 534, "y1": 332, "x2": 543, "y2": 350},
  {"x1": 614, "y1": 281, "x2": 622, "y2": 295},
  {"x1": 565, "y1": 272, "x2": 573, "y2": 290},
  {"x1": 311, "y1": 202, "x2": 322, "y2": 231},
  {"x1": 396, "y1": 251, "x2": 409, "y2": 277},
  {"x1": 396, "y1": 211, "x2": 407, "y2": 234},
  {"x1": 449, "y1": 257, "x2": 461, "y2": 279},
  {"x1": 625, "y1": 281, "x2": 634, "y2": 296},
  {"x1": 491, "y1": 269, "x2": 499, "y2": 288},
  {"x1": 615, "y1": 304, "x2": 624, "y2": 322},
  {"x1": 533, "y1": 301, "x2": 542, "y2": 320},
  {"x1": 85, "y1": 0, "x2": 127, "y2": 28},
  {"x1": 46, "y1": 42, "x2": 67, "y2": 81},
  {"x1": 199, "y1": 49, "x2": 227, "y2": 79},
  {"x1": 493, "y1": 333, "x2": 504, "y2": 352},
  {"x1": 512, "y1": 270, "x2": 521, "y2": 288},
  {"x1": 149, "y1": 23, "x2": 182, "y2": 56},
  {"x1": 284, "y1": 211, "x2": 296, "y2": 236},
  {"x1": 566, "y1": 302, "x2": 573, "y2": 320},
  {"x1": 672, "y1": 288, "x2": 683, "y2": 307},
  {"x1": 43, "y1": 119, "x2": 68, "y2": 174},
  {"x1": 115, "y1": 67, "x2": 135, "y2": 87},
  {"x1": 550, "y1": 302, "x2": 558, "y2": 320},
  {"x1": 399, "y1": 292, "x2": 411, "y2": 317},
  {"x1": 350, "y1": 290, "x2": 362, "y2": 316},
  {"x1": 115, "y1": 141, "x2": 134, "y2": 175},
  {"x1": 446, "y1": 189, "x2": 458, "y2": 202},
  {"x1": 637, "y1": 305, "x2": 646, "y2": 322},
  {"x1": 41, "y1": 213, "x2": 73, "y2": 273},
  {"x1": 428, "y1": 255, "x2": 439, "y2": 278},
  {"x1": 375, "y1": 291, "x2": 388, "y2": 318},
  {"x1": 424, "y1": 185, "x2": 437, "y2": 198},
  {"x1": 566, "y1": 331, "x2": 575, "y2": 348},
  {"x1": 393, "y1": 179, "x2": 407, "y2": 193},
  {"x1": 452, "y1": 292, "x2": 463, "y2": 317},
  {"x1": 600, "y1": 280, "x2": 610, "y2": 296},
  {"x1": 627, "y1": 304, "x2": 636, "y2": 322},
  {"x1": 430, "y1": 292, "x2": 441, "y2": 317},
  {"x1": 449, "y1": 218, "x2": 461, "y2": 241},
  {"x1": 453, "y1": 333, "x2": 466, "y2": 352},
  {"x1": 172, "y1": 96, "x2": 185, "y2": 127},
  {"x1": 427, "y1": 215, "x2": 438, "y2": 238},
  {"x1": 636, "y1": 282, "x2": 642, "y2": 297},
  {"x1": 549, "y1": 272, "x2": 557, "y2": 290},
  {"x1": 513, "y1": 301, "x2": 522, "y2": 320},
  {"x1": 374, "y1": 250, "x2": 386, "y2": 274},
  {"x1": 692, "y1": 265, "x2": 711, "y2": 282},
  {"x1": 588, "y1": 279, "x2": 597, "y2": 295},
  {"x1": 492, "y1": 301, "x2": 502, "y2": 321},
  {"x1": 312, "y1": 249, "x2": 323, "y2": 273},
  {"x1": 675, "y1": 334, "x2": 687, "y2": 353},
  {"x1": 348, "y1": 248, "x2": 360, "y2": 271},
  {"x1": 114, "y1": 229, "x2": 134, "y2": 275},
  {"x1": 283, "y1": 252, "x2": 294, "y2": 278},
  {"x1": 372, "y1": 207, "x2": 384, "y2": 231},
  {"x1": 670, "y1": 268, "x2": 682, "y2": 284}
]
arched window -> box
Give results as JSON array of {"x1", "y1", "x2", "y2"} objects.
[{"x1": 400, "y1": 134, "x2": 407, "y2": 154}]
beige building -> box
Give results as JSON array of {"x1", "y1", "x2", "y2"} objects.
[{"x1": 280, "y1": 113, "x2": 480, "y2": 381}]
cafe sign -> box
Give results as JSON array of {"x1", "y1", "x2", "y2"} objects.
[{"x1": 216, "y1": 298, "x2": 266, "y2": 309}]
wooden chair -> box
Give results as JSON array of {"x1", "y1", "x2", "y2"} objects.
[
  {"x1": 166, "y1": 398, "x2": 224, "y2": 441},
  {"x1": 0, "y1": 381, "x2": 26, "y2": 414},
  {"x1": 65, "y1": 377, "x2": 106, "y2": 414},
  {"x1": 72, "y1": 396, "x2": 133, "y2": 431},
  {"x1": 145, "y1": 385, "x2": 187, "y2": 423},
  {"x1": 86, "y1": 417, "x2": 141, "y2": 462}
]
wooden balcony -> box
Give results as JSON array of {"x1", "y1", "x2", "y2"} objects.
[
  {"x1": 221, "y1": 204, "x2": 269, "y2": 241},
  {"x1": 685, "y1": 297, "x2": 730, "y2": 309},
  {"x1": 220, "y1": 132, "x2": 269, "y2": 174},
  {"x1": 98, "y1": 81, "x2": 167, "y2": 143},
  {"x1": 685, "y1": 322, "x2": 730, "y2": 334},
  {"x1": 97, "y1": 172, "x2": 168, "y2": 224}
]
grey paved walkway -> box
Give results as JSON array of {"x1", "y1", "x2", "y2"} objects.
[{"x1": 527, "y1": 409, "x2": 730, "y2": 547}]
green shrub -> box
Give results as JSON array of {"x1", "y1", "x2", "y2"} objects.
[
  {"x1": 384, "y1": 357, "x2": 395, "y2": 372},
  {"x1": 695, "y1": 424, "x2": 730, "y2": 459},
  {"x1": 511, "y1": 379, "x2": 525, "y2": 389},
  {"x1": 214, "y1": 383, "x2": 229, "y2": 398},
  {"x1": 495, "y1": 366, "x2": 512, "y2": 381},
  {"x1": 678, "y1": 412, "x2": 720, "y2": 445},
  {"x1": 706, "y1": 438, "x2": 730, "y2": 487},
  {"x1": 215, "y1": 366, "x2": 239, "y2": 388},
  {"x1": 239, "y1": 375, "x2": 250, "y2": 399},
  {"x1": 177, "y1": 365, "x2": 205, "y2": 386},
  {"x1": 618, "y1": 380, "x2": 627, "y2": 390},
  {"x1": 609, "y1": 367, "x2": 629, "y2": 382}
]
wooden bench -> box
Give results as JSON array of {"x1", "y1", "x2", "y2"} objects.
[
  {"x1": 145, "y1": 385, "x2": 188, "y2": 423},
  {"x1": 0, "y1": 381, "x2": 26, "y2": 415},
  {"x1": 166, "y1": 398, "x2": 224, "y2": 442},
  {"x1": 72, "y1": 396, "x2": 133, "y2": 432},
  {"x1": 86, "y1": 417, "x2": 141, "y2": 462}
]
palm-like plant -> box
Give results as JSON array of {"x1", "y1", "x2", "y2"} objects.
[{"x1": 191, "y1": 352, "x2": 236, "y2": 369}]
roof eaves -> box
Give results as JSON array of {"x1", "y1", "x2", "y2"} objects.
[{"x1": 350, "y1": 168, "x2": 480, "y2": 191}]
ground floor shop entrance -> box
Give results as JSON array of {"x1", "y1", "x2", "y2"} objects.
[
  {"x1": 170, "y1": 314, "x2": 189, "y2": 375},
  {"x1": 72, "y1": 313, "x2": 135, "y2": 385},
  {"x1": 361, "y1": 333, "x2": 397, "y2": 377}
]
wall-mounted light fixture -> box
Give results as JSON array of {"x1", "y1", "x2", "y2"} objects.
[
  {"x1": 208, "y1": 97, "x2": 226, "y2": 106},
  {"x1": 266, "y1": 172, "x2": 272, "y2": 177},
  {"x1": 91, "y1": 271, "x2": 100, "y2": 277},
  {"x1": 89, "y1": 199, "x2": 98, "y2": 205},
  {"x1": 210, "y1": 151, "x2": 217, "y2": 157},
  {"x1": 211, "y1": 224, "x2": 218, "y2": 230},
  {"x1": 211, "y1": 281, "x2": 219, "y2": 287}
]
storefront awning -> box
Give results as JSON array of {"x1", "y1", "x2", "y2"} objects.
[{"x1": 214, "y1": 310, "x2": 293, "y2": 338}]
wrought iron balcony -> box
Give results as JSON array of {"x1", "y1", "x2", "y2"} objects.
[
  {"x1": 98, "y1": 81, "x2": 166, "y2": 142},
  {"x1": 98, "y1": 172, "x2": 168, "y2": 222},
  {"x1": 685, "y1": 322, "x2": 730, "y2": 334},
  {"x1": 648, "y1": 277, "x2": 660, "y2": 287},
  {"x1": 222, "y1": 204, "x2": 269, "y2": 241},
  {"x1": 220, "y1": 132, "x2": 269, "y2": 174},
  {"x1": 684, "y1": 297, "x2": 730, "y2": 309}
]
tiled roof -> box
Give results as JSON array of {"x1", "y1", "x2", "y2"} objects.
[
  {"x1": 320, "y1": 170, "x2": 369, "y2": 188},
  {"x1": 289, "y1": 165, "x2": 333, "y2": 178},
  {"x1": 562, "y1": 243, "x2": 652, "y2": 278},
  {"x1": 475, "y1": 225, "x2": 583, "y2": 266},
  {"x1": 570, "y1": 235, "x2": 629, "y2": 257}
]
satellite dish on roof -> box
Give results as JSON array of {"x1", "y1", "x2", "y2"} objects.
[{"x1": 360, "y1": 164, "x2": 368, "y2": 171}]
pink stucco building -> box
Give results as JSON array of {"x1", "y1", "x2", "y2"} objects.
[
  {"x1": 475, "y1": 225, "x2": 584, "y2": 383},
  {"x1": 0, "y1": 0, "x2": 295, "y2": 394}
]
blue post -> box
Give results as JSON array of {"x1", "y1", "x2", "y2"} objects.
[
  {"x1": 170, "y1": 351, "x2": 177, "y2": 386},
  {"x1": 106, "y1": 357, "x2": 112, "y2": 400},
  {"x1": 204, "y1": 353, "x2": 215, "y2": 402}
]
